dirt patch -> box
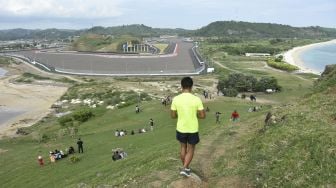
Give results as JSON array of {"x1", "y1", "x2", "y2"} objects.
[
  {"x1": 214, "y1": 176, "x2": 251, "y2": 188},
  {"x1": 0, "y1": 148, "x2": 8, "y2": 154},
  {"x1": 169, "y1": 177, "x2": 203, "y2": 188}
]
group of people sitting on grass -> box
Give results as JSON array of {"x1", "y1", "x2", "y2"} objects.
[
  {"x1": 161, "y1": 96, "x2": 172, "y2": 106},
  {"x1": 48, "y1": 146, "x2": 75, "y2": 162},
  {"x1": 115, "y1": 119, "x2": 155, "y2": 137},
  {"x1": 112, "y1": 148, "x2": 128, "y2": 161},
  {"x1": 248, "y1": 105, "x2": 263, "y2": 112},
  {"x1": 115, "y1": 129, "x2": 127, "y2": 137}
]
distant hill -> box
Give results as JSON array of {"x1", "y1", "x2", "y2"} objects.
[
  {"x1": 0, "y1": 28, "x2": 82, "y2": 41},
  {"x1": 85, "y1": 24, "x2": 191, "y2": 37},
  {"x1": 1, "y1": 21, "x2": 336, "y2": 40},
  {"x1": 195, "y1": 21, "x2": 336, "y2": 38}
]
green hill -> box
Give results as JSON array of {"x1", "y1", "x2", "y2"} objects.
[
  {"x1": 72, "y1": 34, "x2": 140, "y2": 52},
  {"x1": 240, "y1": 65, "x2": 336, "y2": 187},
  {"x1": 2, "y1": 21, "x2": 336, "y2": 41},
  {"x1": 85, "y1": 24, "x2": 191, "y2": 37},
  {"x1": 195, "y1": 21, "x2": 336, "y2": 38}
]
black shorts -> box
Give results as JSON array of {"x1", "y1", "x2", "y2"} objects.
[{"x1": 176, "y1": 131, "x2": 200, "y2": 145}]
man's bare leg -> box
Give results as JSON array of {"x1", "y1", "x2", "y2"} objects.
[
  {"x1": 180, "y1": 143, "x2": 187, "y2": 166},
  {"x1": 183, "y1": 144, "x2": 195, "y2": 168}
]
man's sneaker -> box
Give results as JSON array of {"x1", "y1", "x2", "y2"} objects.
[
  {"x1": 184, "y1": 168, "x2": 191, "y2": 173},
  {"x1": 180, "y1": 168, "x2": 191, "y2": 177}
]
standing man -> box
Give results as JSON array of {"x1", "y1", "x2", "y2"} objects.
[
  {"x1": 135, "y1": 105, "x2": 140, "y2": 113},
  {"x1": 77, "y1": 138, "x2": 84, "y2": 153},
  {"x1": 171, "y1": 77, "x2": 206, "y2": 177},
  {"x1": 215, "y1": 111, "x2": 221, "y2": 124},
  {"x1": 149, "y1": 118, "x2": 154, "y2": 131}
]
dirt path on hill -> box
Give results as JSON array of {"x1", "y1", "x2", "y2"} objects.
[{"x1": 213, "y1": 61, "x2": 241, "y2": 73}]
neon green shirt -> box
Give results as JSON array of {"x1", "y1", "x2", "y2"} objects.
[{"x1": 171, "y1": 92, "x2": 204, "y2": 133}]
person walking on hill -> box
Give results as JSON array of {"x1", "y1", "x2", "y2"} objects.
[
  {"x1": 77, "y1": 138, "x2": 84, "y2": 153},
  {"x1": 171, "y1": 77, "x2": 206, "y2": 177},
  {"x1": 231, "y1": 110, "x2": 240, "y2": 122},
  {"x1": 215, "y1": 112, "x2": 221, "y2": 124},
  {"x1": 149, "y1": 118, "x2": 154, "y2": 131},
  {"x1": 135, "y1": 105, "x2": 140, "y2": 113}
]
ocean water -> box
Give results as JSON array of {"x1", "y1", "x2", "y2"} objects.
[
  {"x1": 0, "y1": 108, "x2": 25, "y2": 128},
  {"x1": 300, "y1": 43, "x2": 336, "y2": 74},
  {"x1": 0, "y1": 67, "x2": 7, "y2": 77}
]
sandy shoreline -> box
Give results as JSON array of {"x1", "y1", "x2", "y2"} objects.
[
  {"x1": 283, "y1": 39, "x2": 336, "y2": 75},
  {"x1": 0, "y1": 74, "x2": 68, "y2": 139}
]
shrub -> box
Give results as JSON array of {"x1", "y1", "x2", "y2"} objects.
[
  {"x1": 72, "y1": 108, "x2": 94, "y2": 123},
  {"x1": 267, "y1": 59, "x2": 299, "y2": 71},
  {"x1": 70, "y1": 155, "x2": 80, "y2": 163},
  {"x1": 256, "y1": 77, "x2": 282, "y2": 91},
  {"x1": 222, "y1": 88, "x2": 239, "y2": 97},
  {"x1": 58, "y1": 115, "x2": 73, "y2": 127}
]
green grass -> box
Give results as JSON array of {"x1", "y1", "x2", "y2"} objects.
[
  {"x1": 152, "y1": 43, "x2": 168, "y2": 54},
  {"x1": 1, "y1": 43, "x2": 335, "y2": 187},
  {"x1": 0, "y1": 95, "x2": 257, "y2": 187},
  {"x1": 241, "y1": 85, "x2": 336, "y2": 187},
  {"x1": 72, "y1": 34, "x2": 140, "y2": 52}
]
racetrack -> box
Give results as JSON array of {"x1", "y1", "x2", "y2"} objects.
[{"x1": 8, "y1": 39, "x2": 204, "y2": 76}]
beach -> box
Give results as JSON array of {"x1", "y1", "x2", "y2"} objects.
[
  {"x1": 0, "y1": 75, "x2": 67, "y2": 138},
  {"x1": 283, "y1": 39, "x2": 336, "y2": 75}
]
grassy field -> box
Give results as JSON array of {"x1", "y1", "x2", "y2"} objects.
[
  {"x1": 72, "y1": 34, "x2": 140, "y2": 52},
  {"x1": 152, "y1": 43, "x2": 169, "y2": 54},
  {"x1": 0, "y1": 47, "x2": 335, "y2": 187}
]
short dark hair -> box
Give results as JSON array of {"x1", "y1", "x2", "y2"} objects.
[{"x1": 181, "y1": 77, "x2": 193, "y2": 89}]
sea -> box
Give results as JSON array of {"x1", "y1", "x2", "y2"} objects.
[
  {"x1": 0, "y1": 67, "x2": 7, "y2": 77},
  {"x1": 300, "y1": 43, "x2": 336, "y2": 74}
]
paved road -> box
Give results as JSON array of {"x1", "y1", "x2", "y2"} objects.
[{"x1": 12, "y1": 39, "x2": 202, "y2": 75}]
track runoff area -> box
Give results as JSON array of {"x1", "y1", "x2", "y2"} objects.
[{"x1": 9, "y1": 39, "x2": 205, "y2": 76}]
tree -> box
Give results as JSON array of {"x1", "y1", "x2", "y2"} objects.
[{"x1": 256, "y1": 77, "x2": 281, "y2": 91}]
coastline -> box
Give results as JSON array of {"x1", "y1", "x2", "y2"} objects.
[
  {"x1": 283, "y1": 39, "x2": 336, "y2": 75},
  {"x1": 0, "y1": 75, "x2": 68, "y2": 139}
]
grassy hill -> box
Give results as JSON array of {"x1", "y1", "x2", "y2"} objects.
[
  {"x1": 0, "y1": 55, "x2": 335, "y2": 187},
  {"x1": 195, "y1": 21, "x2": 336, "y2": 38},
  {"x1": 71, "y1": 34, "x2": 141, "y2": 52},
  {"x1": 86, "y1": 25, "x2": 191, "y2": 37},
  {"x1": 240, "y1": 65, "x2": 336, "y2": 187}
]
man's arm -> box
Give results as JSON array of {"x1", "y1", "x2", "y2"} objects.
[
  {"x1": 171, "y1": 110, "x2": 178, "y2": 119},
  {"x1": 197, "y1": 110, "x2": 206, "y2": 119}
]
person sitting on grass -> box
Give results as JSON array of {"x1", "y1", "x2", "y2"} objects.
[
  {"x1": 115, "y1": 130, "x2": 119, "y2": 137},
  {"x1": 60, "y1": 150, "x2": 67, "y2": 158},
  {"x1": 231, "y1": 110, "x2": 240, "y2": 122},
  {"x1": 49, "y1": 151, "x2": 56, "y2": 163},
  {"x1": 68, "y1": 146, "x2": 75, "y2": 154},
  {"x1": 37, "y1": 156, "x2": 44, "y2": 166},
  {"x1": 112, "y1": 148, "x2": 127, "y2": 161},
  {"x1": 54, "y1": 149, "x2": 62, "y2": 159},
  {"x1": 112, "y1": 151, "x2": 122, "y2": 161},
  {"x1": 119, "y1": 130, "x2": 125, "y2": 137}
]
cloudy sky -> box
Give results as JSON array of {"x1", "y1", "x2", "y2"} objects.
[{"x1": 0, "y1": 0, "x2": 335, "y2": 29}]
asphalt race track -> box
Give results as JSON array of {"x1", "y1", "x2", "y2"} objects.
[{"x1": 10, "y1": 39, "x2": 204, "y2": 76}]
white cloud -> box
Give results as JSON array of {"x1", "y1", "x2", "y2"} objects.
[{"x1": 0, "y1": 0, "x2": 124, "y2": 18}]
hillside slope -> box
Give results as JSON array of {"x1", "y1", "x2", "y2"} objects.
[
  {"x1": 241, "y1": 65, "x2": 336, "y2": 187},
  {"x1": 195, "y1": 21, "x2": 336, "y2": 38}
]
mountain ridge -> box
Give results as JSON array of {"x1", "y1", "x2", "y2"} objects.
[{"x1": 1, "y1": 21, "x2": 336, "y2": 40}]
